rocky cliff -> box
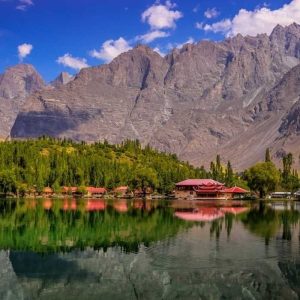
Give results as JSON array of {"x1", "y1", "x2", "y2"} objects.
[
  {"x1": 9, "y1": 23, "x2": 300, "y2": 169},
  {"x1": 50, "y1": 72, "x2": 74, "y2": 88},
  {"x1": 0, "y1": 64, "x2": 45, "y2": 138}
]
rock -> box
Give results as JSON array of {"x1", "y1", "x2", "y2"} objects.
[
  {"x1": 8, "y1": 23, "x2": 300, "y2": 169},
  {"x1": 50, "y1": 72, "x2": 74, "y2": 88},
  {"x1": 0, "y1": 64, "x2": 45, "y2": 138}
]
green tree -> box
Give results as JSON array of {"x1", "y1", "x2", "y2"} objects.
[
  {"x1": 225, "y1": 161, "x2": 234, "y2": 186},
  {"x1": 265, "y1": 148, "x2": 271, "y2": 162},
  {"x1": 244, "y1": 162, "x2": 280, "y2": 198},
  {"x1": 130, "y1": 167, "x2": 159, "y2": 194},
  {"x1": 281, "y1": 153, "x2": 300, "y2": 191},
  {"x1": 0, "y1": 170, "x2": 18, "y2": 196}
]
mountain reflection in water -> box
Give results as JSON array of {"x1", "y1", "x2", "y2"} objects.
[{"x1": 0, "y1": 199, "x2": 300, "y2": 299}]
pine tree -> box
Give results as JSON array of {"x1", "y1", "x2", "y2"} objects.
[{"x1": 265, "y1": 148, "x2": 271, "y2": 162}]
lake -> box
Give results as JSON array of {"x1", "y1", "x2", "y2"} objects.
[{"x1": 0, "y1": 198, "x2": 299, "y2": 299}]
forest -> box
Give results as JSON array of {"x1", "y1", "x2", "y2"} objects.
[
  {"x1": 0, "y1": 137, "x2": 298, "y2": 197},
  {"x1": 0, "y1": 137, "x2": 206, "y2": 195}
]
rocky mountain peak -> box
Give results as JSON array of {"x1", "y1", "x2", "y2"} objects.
[
  {"x1": 51, "y1": 72, "x2": 74, "y2": 88},
  {"x1": 0, "y1": 63, "x2": 45, "y2": 100},
  {"x1": 0, "y1": 63, "x2": 45, "y2": 138}
]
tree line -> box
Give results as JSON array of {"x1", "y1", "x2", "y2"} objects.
[
  {"x1": 0, "y1": 137, "x2": 205, "y2": 195},
  {"x1": 0, "y1": 137, "x2": 298, "y2": 197}
]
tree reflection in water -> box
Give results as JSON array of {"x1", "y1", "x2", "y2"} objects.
[
  {"x1": 0, "y1": 198, "x2": 192, "y2": 253},
  {"x1": 0, "y1": 199, "x2": 299, "y2": 253},
  {"x1": 241, "y1": 202, "x2": 300, "y2": 244}
]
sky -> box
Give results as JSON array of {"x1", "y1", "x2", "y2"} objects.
[{"x1": 0, "y1": 0, "x2": 298, "y2": 81}]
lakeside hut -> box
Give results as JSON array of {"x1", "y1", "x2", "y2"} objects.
[
  {"x1": 114, "y1": 186, "x2": 131, "y2": 198},
  {"x1": 86, "y1": 187, "x2": 107, "y2": 198},
  {"x1": 62, "y1": 186, "x2": 78, "y2": 195},
  {"x1": 43, "y1": 187, "x2": 54, "y2": 197}
]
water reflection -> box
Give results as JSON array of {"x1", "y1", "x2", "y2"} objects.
[{"x1": 0, "y1": 199, "x2": 300, "y2": 299}]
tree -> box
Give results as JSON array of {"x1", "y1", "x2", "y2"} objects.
[
  {"x1": 281, "y1": 153, "x2": 300, "y2": 191},
  {"x1": 225, "y1": 161, "x2": 234, "y2": 187},
  {"x1": 0, "y1": 171, "x2": 18, "y2": 196},
  {"x1": 244, "y1": 162, "x2": 280, "y2": 198},
  {"x1": 210, "y1": 155, "x2": 225, "y2": 182},
  {"x1": 130, "y1": 167, "x2": 159, "y2": 194},
  {"x1": 265, "y1": 148, "x2": 271, "y2": 162}
]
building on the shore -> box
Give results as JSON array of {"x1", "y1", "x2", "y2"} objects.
[
  {"x1": 175, "y1": 179, "x2": 248, "y2": 200},
  {"x1": 294, "y1": 190, "x2": 300, "y2": 200},
  {"x1": 223, "y1": 186, "x2": 249, "y2": 200},
  {"x1": 43, "y1": 187, "x2": 54, "y2": 197},
  {"x1": 114, "y1": 186, "x2": 131, "y2": 198},
  {"x1": 62, "y1": 186, "x2": 78, "y2": 195},
  {"x1": 86, "y1": 187, "x2": 107, "y2": 197}
]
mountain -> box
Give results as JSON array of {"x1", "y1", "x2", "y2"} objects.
[
  {"x1": 0, "y1": 64, "x2": 45, "y2": 138},
  {"x1": 50, "y1": 72, "x2": 74, "y2": 88},
  {"x1": 10, "y1": 23, "x2": 300, "y2": 169}
]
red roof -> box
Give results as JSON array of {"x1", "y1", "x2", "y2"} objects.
[
  {"x1": 86, "y1": 187, "x2": 107, "y2": 194},
  {"x1": 224, "y1": 187, "x2": 249, "y2": 194},
  {"x1": 176, "y1": 179, "x2": 224, "y2": 187}
]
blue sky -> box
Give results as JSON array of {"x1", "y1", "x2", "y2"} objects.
[{"x1": 0, "y1": 0, "x2": 296, "y2": 81}]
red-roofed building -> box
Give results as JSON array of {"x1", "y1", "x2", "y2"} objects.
[
  {"x1": 62, "y1": 186, "x2": 78, "y2": 195},
  {"x1": 114, "y1": 186, "x2": 131, "y2": 198},
  {"x1": 43, "y1": 187, "x2": 53, "y2": 197},
  {"x1": 86, "y1": 187, "x2": 107, "y2": 197},
  {"x1": 175, "y1": 179, "x2": 226, "y2": 200},
  {"x1": 224, "y1": 187, "x2": 249, "y2": 199},
  {"x1": 175, "y1": 179, "x2": 248, "y2": 200}
]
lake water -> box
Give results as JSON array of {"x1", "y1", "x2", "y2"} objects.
[{"x1": 0, "y1": 198, "x2": 300, "y2": 300}]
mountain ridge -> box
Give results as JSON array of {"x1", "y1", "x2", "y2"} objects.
[{"x1": 5, "y1": 23, "x2": 300, "y2": 169}]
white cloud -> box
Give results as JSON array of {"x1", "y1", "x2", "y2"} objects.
[
  {"x1": 195, "y1": 22, "x2": 204, "y2": 29},
  {"x1": 201, "y1": 0, "x2": 300, "y2": 37},
  {"x1": 135, "y1": 30, "x2": 170, "y2": 43},
  {"x1": 153, "y1": 47, "x2": 165, "y2": 56},
  {"x1": 141, "y1": 1, "x2": 183, "y2": 30},
  {"x1": 89, "y1": 37, "x2": 132, "y2": 63},
  {"x1": 18, "y1": 43, "x2": 33, "y2": 61},
  {"x1": 16, "y1": 0, "x2": 33, "y2": 11},
  {"x1": 204, "y1": 8, "x2": 220, "y2": 19},
  {"x1": 57, "y1": 53, "x2": 89, "y2": 70},
  {"x1": 202, "y1": 19, "x2": 232, "y2": 35}
]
